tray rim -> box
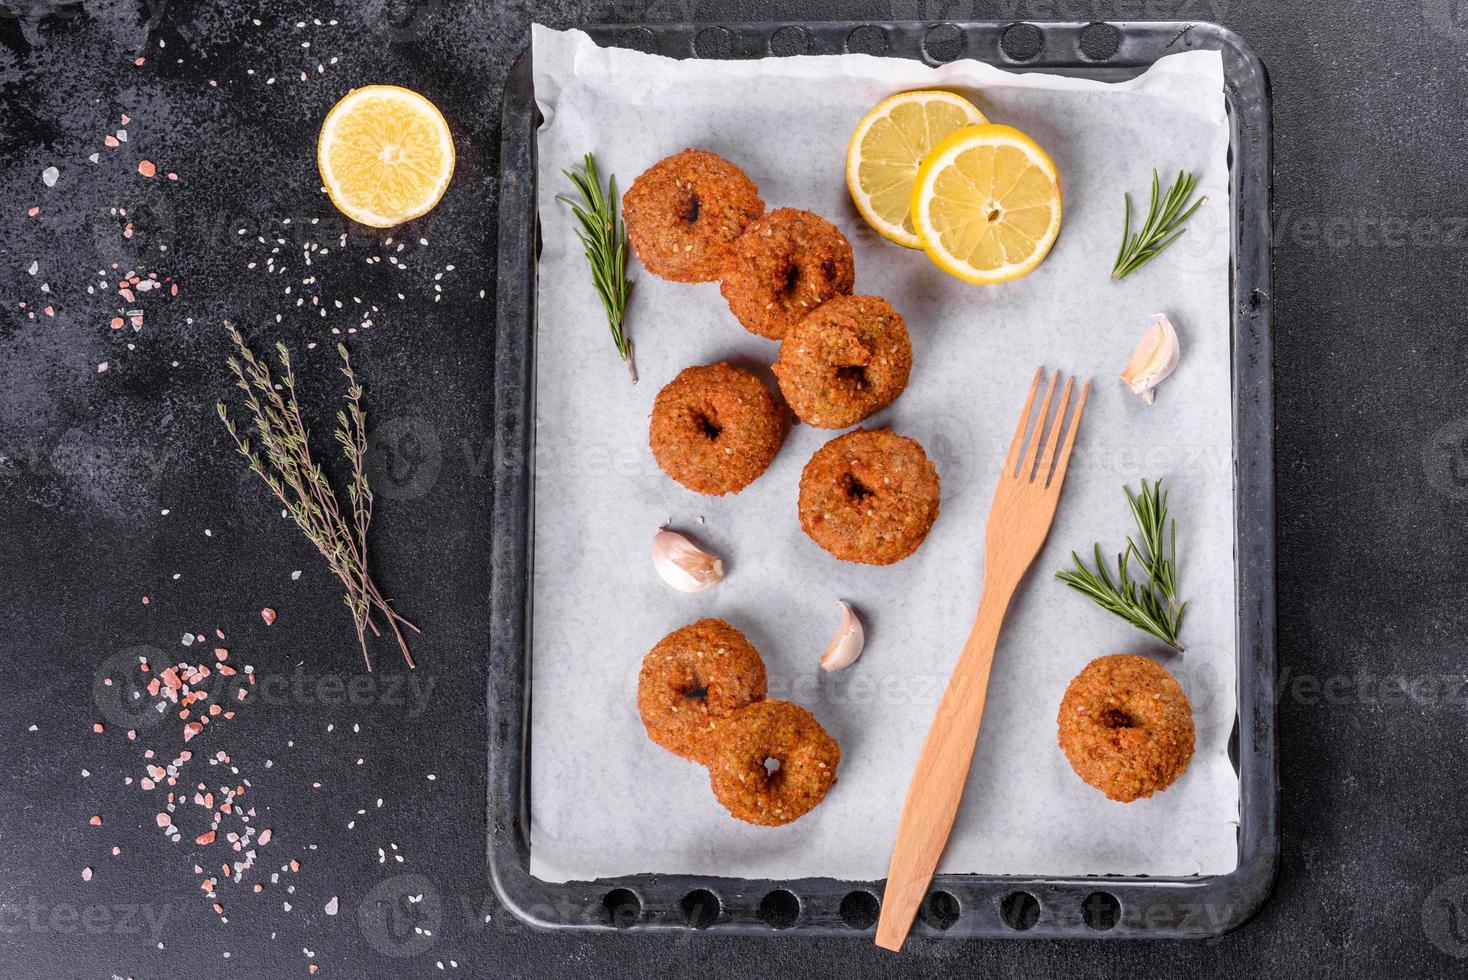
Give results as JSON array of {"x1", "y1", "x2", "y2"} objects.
[{"x1": 489, "y1": 19, "x2": 1276, "y2": 940}]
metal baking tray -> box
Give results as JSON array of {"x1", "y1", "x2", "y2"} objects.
[{"x1": 490, "y1": 20, "x2": 1275, "y2": 939}]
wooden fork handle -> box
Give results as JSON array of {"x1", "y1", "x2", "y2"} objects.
[{"x1": 875, "y1": 583, "x2": 1017, "y2": 951}]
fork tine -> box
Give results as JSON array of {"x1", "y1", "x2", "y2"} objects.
[
  {"x1": 1019, "y1": 371, "x2": 1059, "y2": 482},
  {"x1": 1037, "y1": 376, "x2": 1076, "y2": 486},
  {"x1": 1047, "y1": 380, "x2": 1091, "y2": 489},
  {"x1": 1002, "y1": 368, "x2": 1043, "y2": 478}
]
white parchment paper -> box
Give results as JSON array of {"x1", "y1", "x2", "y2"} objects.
[{"x1": 528, "y1": 25, "x2": 1238, "y2": 882}]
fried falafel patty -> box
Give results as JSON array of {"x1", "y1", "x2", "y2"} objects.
[
  {"x1": 707, "y1": 699, "x2": 840, "y2": 826},
  {"x1": 720, "y1": 208, "x2": 856, "y2": 340},
  {"x1": 622, "y1": 149, "x2": 765, "y2": 283},
  {"x1": 650, "y1": 363, "x2": 785, "y2": 496},
  {"x1": 772, "y1": 295, "x2": 913, "y2": 428},
  {"x1": 638, "y1": 619, "x2": 769, "y2": 764},
  {"x1": 797, "y1": 428, "x2": 940, "y2": 565},
  {"x1": 1056, "y1": 654, "x2": 1195, "y2": 803}
]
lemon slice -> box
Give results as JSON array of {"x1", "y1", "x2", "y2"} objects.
[
  {"x1": 846, "y1": 90, "x2": 988, "y2": 248},
  {"x1": 911, "y1": 124, "x2": 1062, "y2": 285},
  {"x1": 317, "y1": 85, "x2": 455, "y2": 228}
]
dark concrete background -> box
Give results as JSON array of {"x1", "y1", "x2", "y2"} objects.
[{"x1": 1, "y1": 0, "x2": 1465, "y2": 977}]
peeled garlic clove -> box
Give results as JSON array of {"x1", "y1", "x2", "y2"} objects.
[
  {"x1": 820, "y1": 600, "x2": 865, "y2": 672},
  {"x1": 652, "y1": 528, "x2": 724, "y2": 593},
  {"x1": 1119, "y1": 312, "x2": 1181, "y2": 405}
]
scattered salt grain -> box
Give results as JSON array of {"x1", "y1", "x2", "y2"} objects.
[
  {"x1": 41, "y1": 166, "x2": 58, "y2": 186},
  {"x1": 81, "y1": 867, "x2": 93, "y2": 881},
  {"x1": 260, "y1": 608, "x2": 277, "y2": 626},
  {"x1": 324, "y1": 896, "x2": 338, "y2": 916}
]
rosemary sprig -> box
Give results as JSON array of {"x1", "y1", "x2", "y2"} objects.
[
  {"x1": 557, "y1": 152, "x2": 637, "y2": 382},
  {"x1": 1056, "y1": 479, "x2": 1187, "y2": 651},
  {"x1": 1112, "y1": 170, "x2": 1206, "y2": 281},
  {"x1": 216, "y1": 322, "x2": 418, "y2": 672}
]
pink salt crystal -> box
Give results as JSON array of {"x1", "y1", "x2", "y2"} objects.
[
  {"x1": 214, "y1": 647, "x2": 228, "y2": 661},
  {"x1": 92, "y1": 723, "x2": 104, "y2": 733},
  {"x1": 196, "y1": 830, "x2": 216, "y2": 845},
  {"x1": 183, "y1": 721, "x2": 204, "y2": 742},
  {"x1": 138, "y1": 160, "x2": 156, "y2": 178},
  {"x1": 81, "y1": 868, "x2": 93, "y2": 881},
  {"x1": 260, "y1": 607, "x2": 277, "y2": 626},
  {"x1": 167, "y1": 172, "x2": 178, "y2": 181},
  {"x1": 120, "y1": 114, "x2": 131, "y2": 125},
  {"x1": 104, "y1": 135, "x2": 119, "y2": 148},
  {"x1": 27, "y1": 206, "x2": 38, "y2": 217},
  {"x1": 258, "y1": 828, "x2": 272, "y2": 845},
  {"x1": 110, "y1": 317, "x2": 124, "y2": 330},
  {"x1": 156, "y1": 813, "x2": 171, "y2": 827},
  {"x1": 89, "y1": 816, "x2": 102, "y2": 826}
]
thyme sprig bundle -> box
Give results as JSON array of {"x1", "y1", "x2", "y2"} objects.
[
  {"x1": 557, "y1": 152, "x2": 636, "y2": 382},
  {"x1": 1112, "y1": 170, "x2": 1206, "y2": 281},
  {"x1": 216, "y1": 322, "x2": 418, "y2": 671},
  {"x1": 1057, "y1": 479, "x2": 1188, "y2": 651}
]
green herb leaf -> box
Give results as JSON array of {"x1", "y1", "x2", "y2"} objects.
[
  {"x1": 557, "y1": 153, "x2": 637, "y2": 382},
  {"x1": 1111, "y1": 170, "x2": 1206, "y2": 281},
  {"x1": 1056, "y1": 478, "x2": 1187, "y2": 651}
]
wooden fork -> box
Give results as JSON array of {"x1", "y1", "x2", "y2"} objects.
[{"x1": 875, "y1": 368, "x2": 1090, "y2": 952}]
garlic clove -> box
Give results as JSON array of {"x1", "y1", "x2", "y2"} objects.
[
  {"x1": 1119, "y1": 312, "x2": 1181, "y2": 405},
  {"x1": 820, "y1": 600, "x2": 865, "y2": 672},
  {"x1": 651, "y1": 528, "x2": 724, "y2": 593}
]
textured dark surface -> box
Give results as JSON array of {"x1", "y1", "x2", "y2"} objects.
[{"x1": 0, "y1": 1, "x2": 1464, "y2": 978}]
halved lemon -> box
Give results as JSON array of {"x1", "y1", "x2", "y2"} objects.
[
  {"x1": 846, "y1": 90, "x2": 988, "y2": 248},
  {"x1": 911, "y1": 124, "x2": 1062, "y2": 285},
  {"x1": 317, "y1": 85, "x2": 455, "y2": 228}
]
